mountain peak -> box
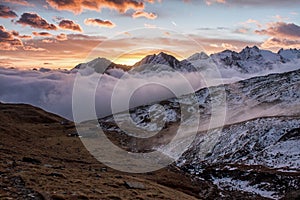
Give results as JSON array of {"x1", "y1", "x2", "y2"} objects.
[
  {"x1": 187, "y1": 52, "x2": 209, "y2": 61},
  {"x1": 278, "y1": 48, "x2": 300, "y2": 60},
  {"x1": 133, "y1": 52, "x2": 179, "y2": 68},
  {"x1": 239, "y1": 45, "x2": 262, "y2": 60},
  {"x1": 157, "y1": 51, "x2": 170, "y2": 57}
]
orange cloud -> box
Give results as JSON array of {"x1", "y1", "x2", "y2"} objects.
[
  {"x1": 23, "y1": 46, "x2": 46, "y2": 51},
  {"x1": 234, "y1": 28, "x2": 249, "y2": 34},
  {"x1": 253, "y1": 21, "x2": 300, "y2": 50},
  {"x1": 0, "y1": 30, "x2": 262, "y2": 69},
  {"x1": 18, "y1": 35, "x2": 32, "y2": 39},
  {"x1": 261, "y1": 37, "x2": 300, "y2": 49},
  {"x1": 144, "y1": 23, "x2": 156, "y2": 28},
  {"x1": 42, "y1": 39, "x2": 54, "y2": 43},
  {"x1": 0, "y1": 33, "x2": 106, "y2": 68},
  {"x1": 84, "y1": 18, "x2": 115, "y2": 28},
  {"x1": 56, "y1": 33, "x2": 67, "y2": 41},
  {"x1": 17, "y1": 13, "x2": 58, "y2": 30},
  {"x1": 255, "y1": 22, "x2": 300, "y2": 40},
  {"x1": 59, "y1": 19, "x2": 82, "y2": 32},
  {"x1": 3, "y1": 0, "x2": 33, "y2": 6},
  {"x1": 46, "y1": 0, "x2": 144, "y2": 14},
  {"x1": 205, "y1": 0, "x2": 226, "y2": 6},
  {"x1": 0, "y1": 25, "x2": 23, "y2": 51},
  {"x1": 132, "y1": 10, "x2": 157, "y2": 19},
  {"x1": 240, "y1": 19, "x2": 262, "y2": 28},
  {"x1": 164, "y1": 31, "x2": 171, "y2": 36},
  {"x1": 0, "y1": 5, "x2": 17, "y2": 18},
  {"x1": 32, "y1": 31, "x2": 53, "y2": 37}
]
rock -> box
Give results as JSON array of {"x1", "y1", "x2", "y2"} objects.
[
  {"x1": 48, "y1": 172, "x2": 66, "y2": 179},
  {"x1": 124, "y1": 181, "x2": 145, "y2": 190},
  {"x1": 76, "y1": 195, "x2": 89, "y2": 200},
  {"x1": 60, "y1": 120, "x2": 70, "y2": 125},
  {"x1": 22, "y1": 157, "x2": 41, "y2": 165},
  {"x1": 100, "y1": 167, "x2": 107, "y2": 172},
  {"x1": 51, "y1": 194, "x2": 65, "y2": 200},
  {"x1": 67, "y1": 132, "x2": 79, "y2": 137}
]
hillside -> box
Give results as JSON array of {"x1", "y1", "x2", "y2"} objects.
[{"x1": 0, "y1": 103, "x2": 266, "y2": 200}]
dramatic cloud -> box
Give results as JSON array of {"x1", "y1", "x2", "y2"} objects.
[
  {"x1": 0, "y1": 25, "x2": 23, "y2": 50},
  {"x1": 84, "y1": 18, "x2": 115, "y2": 28},
  {"x1": 46, "y1": 0, "x2": 145, "y2": 14},
  {"x1": 17, "y1": 13, "x2": 58, "y2": 30},
  {"x1": 0, "y1": 5, "x2": 17, "y2": 18},
  {"x1": 255, "y1": 22, "x2": 300, "y2": 40},
  {"x1": 32, "y1": 31, "x2": 52, "y2": 37},
  {"x1": 132, "y1": 10, "x2": 157, "y2": 19},
  {"x1": 58, "y1": 19, "x2": 82, "y2": 32}
]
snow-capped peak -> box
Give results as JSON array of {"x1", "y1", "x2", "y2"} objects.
[
  {"x1": 278, "y1": 48, "x2": 300, "y2": 61},
  {"x1": 133, "y1": 52, "x2": 180, "y2": 68},
  {"x1": 73, "y1": 57, "x2": 112, "y2": 73},
  {"x1": 187, "y1": 52, "x2": 209, "y2": 61},
  {"x1": 239, "y1": 45, "x2": 260, "y2": 60}
]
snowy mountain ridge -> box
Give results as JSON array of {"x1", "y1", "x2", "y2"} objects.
[
  {"x1": 73, "y1": 46, "x2": 300, "y2": 76},
  {"x1": 95, "y1": 68, "x2": 300, "y2": 199}
]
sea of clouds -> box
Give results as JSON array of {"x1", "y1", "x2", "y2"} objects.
[{"x1": 0, "y1": 59, "x2": 299, "y2": 122}]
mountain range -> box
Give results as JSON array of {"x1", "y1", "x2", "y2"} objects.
[{"x1": 73, "y1": 46, "x2": 300, "y2": 75}]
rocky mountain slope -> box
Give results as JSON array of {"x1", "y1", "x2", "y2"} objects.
[
  {"x1": 96, "y1": 68, "x2": 300, "y2": 199},
  {"x1": 1, "y1": 103, "x2": 268, "y2": 200},
  {"x1": 178, "y1": 116, "x2": 300, "y2": 199}
]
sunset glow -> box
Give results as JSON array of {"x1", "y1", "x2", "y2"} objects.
[{"x1": 0, "y1": 0, "x2": 299, "y2": 69}]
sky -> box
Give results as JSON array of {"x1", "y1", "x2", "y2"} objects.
[{"x1": 0, "y1": 0, "x2": 300, "y2": 69}]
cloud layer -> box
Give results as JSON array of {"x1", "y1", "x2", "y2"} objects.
[
  {"x1": 1, "y1": 56, "x2": 299, "y2": 122},
  {"x1": 0, "y1": 67, "x2": 204, "y2": 121}
]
